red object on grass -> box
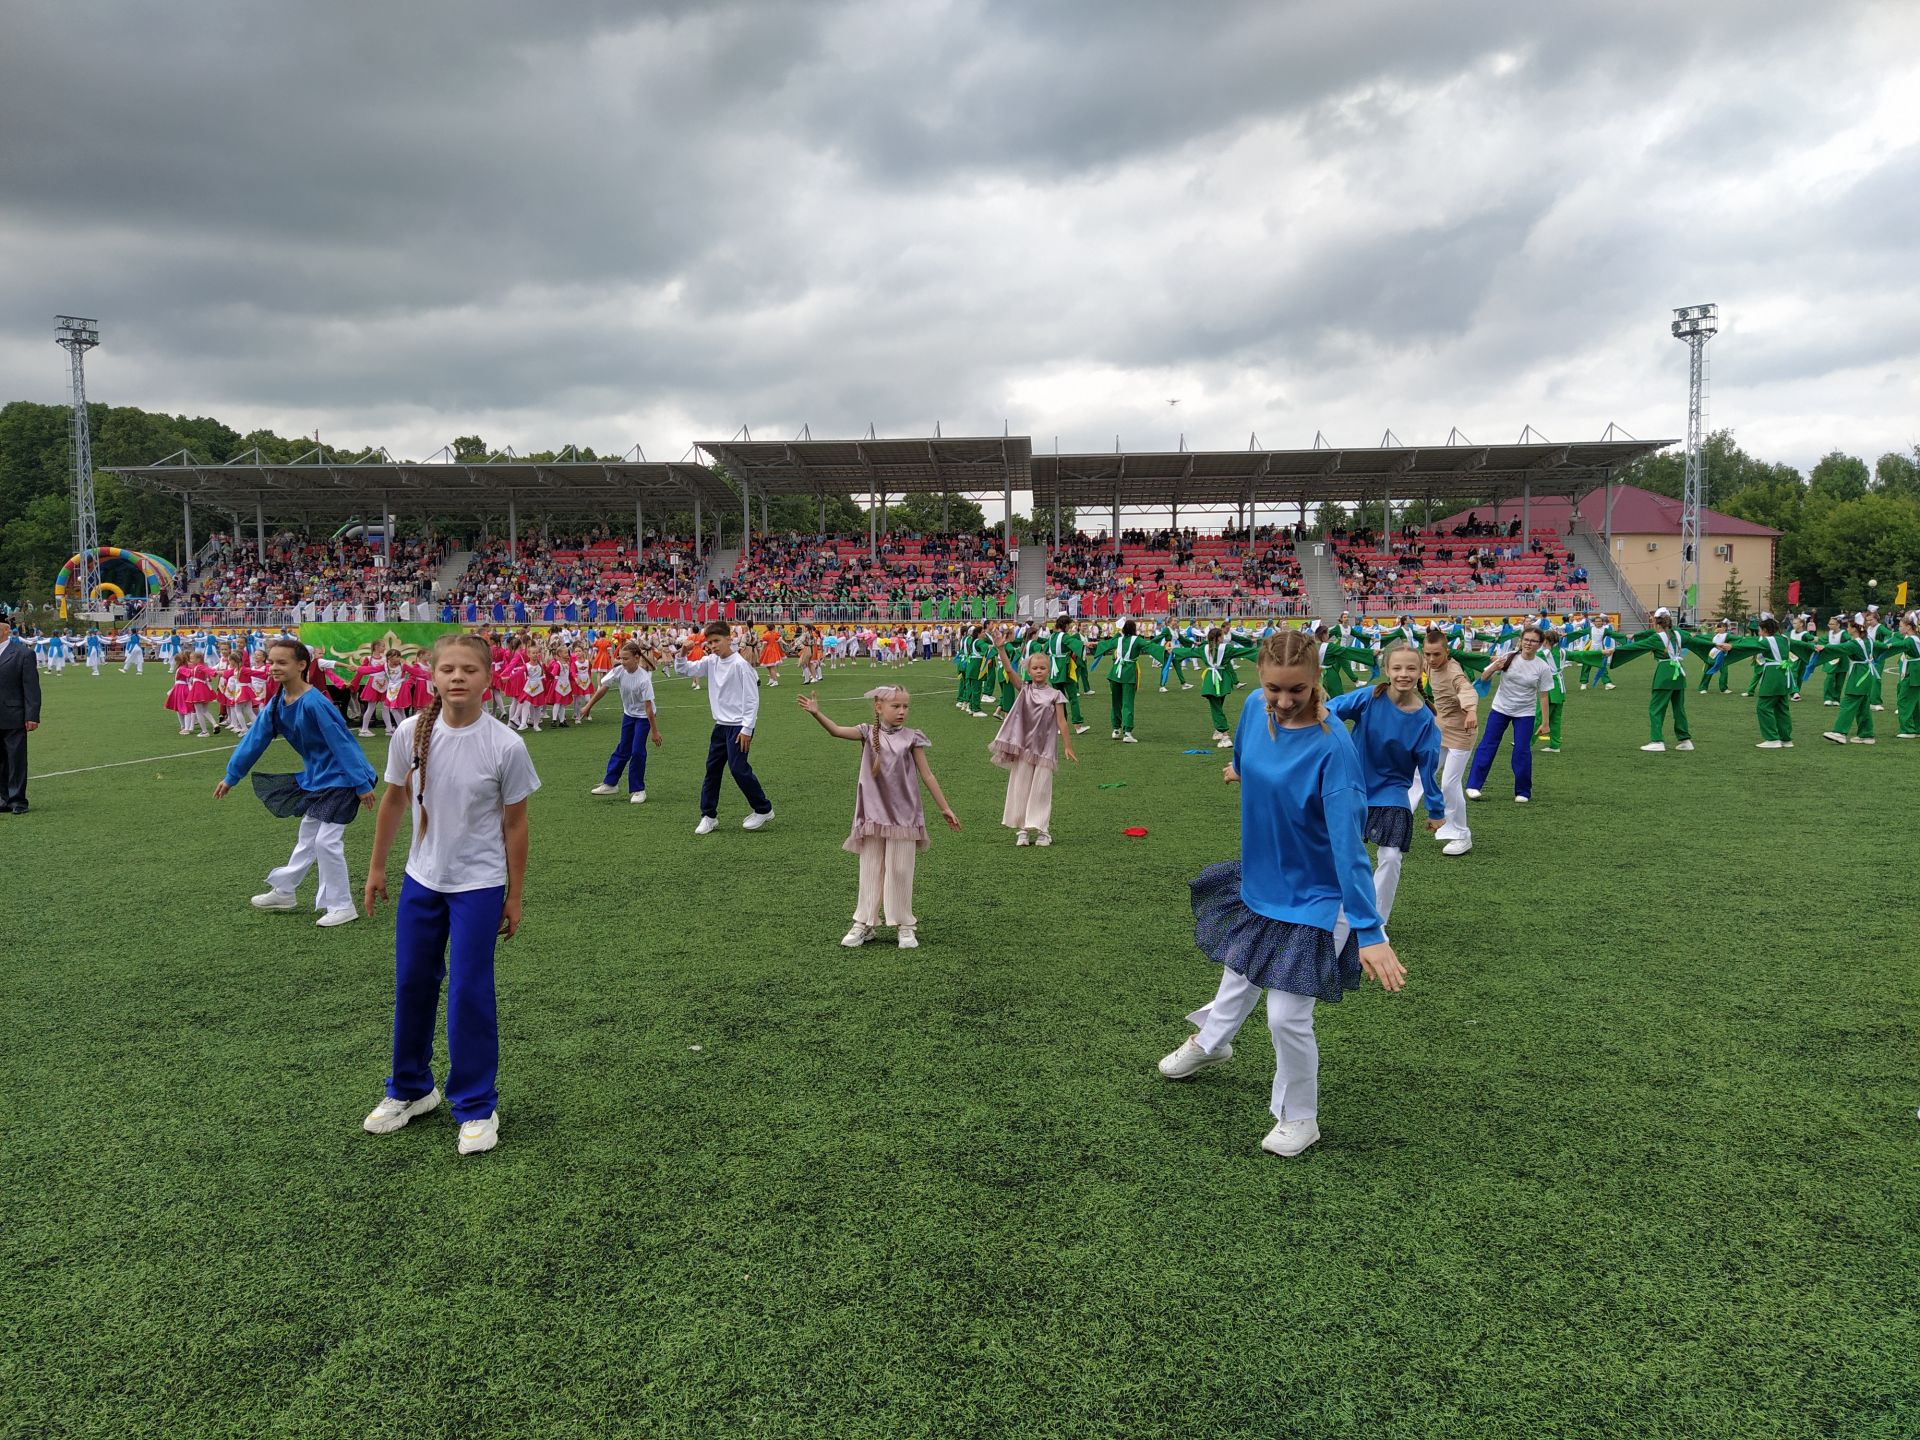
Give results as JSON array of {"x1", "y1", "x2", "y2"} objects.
[{"x1": 1123, "y1": 827, "x2": 1148, "y2": 838}]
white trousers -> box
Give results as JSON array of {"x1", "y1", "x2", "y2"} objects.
[
  {"x1": 193, "y1": 702, "x2": 217, "y2": 734},
  {"x1": 1189, "y1": 970, "x2": 1320, "y2": 1121},
  {"x1": 1330, "y1": 845, "x2": 1404, "y2": 951},
  {"x1": 1001, "y1": 758, "x2": 1055, "y2": 834},
  {"x1": 1419, "y1": 746, "x2": 1471, "y2": 842},
  {"x1": 267, "y1": 815, "x2": 351, "y2": 912},
  {"x1": 122, "y1": 653, "x2": 144, "y2": 673},
  {"x1": 88, "y1": 658, "x2": 101, "y2": 674},
  {"x1": 853, "y1": 835, "x2": 918, "y2": 926}
]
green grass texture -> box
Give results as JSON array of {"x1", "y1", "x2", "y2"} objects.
[{"x1": 3, "y1": 657, "x2": 1915, "y2": 1440}]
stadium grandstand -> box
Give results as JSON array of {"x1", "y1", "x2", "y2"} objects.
[{"x1": 106, "y1": 431, "x2": 1671, "y2": 627}]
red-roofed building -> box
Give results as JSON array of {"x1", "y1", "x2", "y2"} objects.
[{"x1": 1437, "y1": 484, "x2": 1780, "y2": 615}]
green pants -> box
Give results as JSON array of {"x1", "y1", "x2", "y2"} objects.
[
  {"x1": 964, "y1": 672, "x2": 986, "y2": 713},
  {"x1": 1835, "y1": 692, "x2": 1875, "y2": 738},
  {"x1": 1699, "y1": 665, "x2": 1729, "y2": 693},
  {"x1": 1898, "y1": 684, "x2": 1920, "y2": 736},
  {"x1": 1109, "y1": 680, "x2": 1136, "y2": 732},
  {"x1": 1649, "y1": 688, "x2": 1690, "y2": 742},
  {"x1": 1206, "y1": 695, "x2": 1230, "y2": 733},
  {"x1": 1756, "y1": 695, "x2": 1791, "y2": 742},
  {"x1": 1061, "y1": 680, "x2": 1084, "y2": 725},
  {"x1": 1743, "y1": 662, "x2": 1761, "y2": 697},
  {"x1": 1822, "y1": 667, "x2": 1844, "y2": 703},
  {"x1": 1536, "y1": 699, "x2": 1563, "y2": 748}
]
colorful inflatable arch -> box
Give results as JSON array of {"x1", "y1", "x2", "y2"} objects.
[{"x1": 55, "y1": 548, "x2": 178, "y2": 617}]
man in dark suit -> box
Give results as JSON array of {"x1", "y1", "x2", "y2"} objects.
[{"x1": 0, "y1": 612, "x2": 43, "y2": 813}]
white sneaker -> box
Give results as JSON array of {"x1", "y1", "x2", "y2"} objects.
[
  {"x1": 1442, "y1": 838, "x2": 1472, "y2": 856},
  {"x1": 1781, "y1": 742, "x2": 1794, "y2": 748},
  {"x1": 694, "y1": 816, "x2": 718, "y2": 835},
  {"x1": 590, "y1": 783, "x2": 619, "y2": 795},
  {"x1": 457, "y1": 1112, "x2": 499, "y2": 1155},
  {"x1": 1261, "y1": 1118, "x2": 1321, "y2": 1157},
  {"x1": 1159, "y1": 685, "x2": 1169, "y2": 692},
  {"x1": 1605, "y1": 683, "x2": 1616, "y2": 690},
  {"x1": 1034, "y1": 832, "x2": 1052, "y2": 846},
  {"x1": 251, "y1": 889, "x2": 297, "y2": 911},
  {"x1": 1898, "y1": 734, "x2": 1920, "y2": 740},
  {"x1": 1215, "y1": 736, "x2": 1234, "y2": 748},
  {"x1": 317, "y1": 907, "x2": 359, "y2": 928},
  {"x1": 742, "y1": 810, "x2": 773, "y2": 830},
  {"x1": 363, "y1": 1088, "x2": 441, "y2": 1134},
  {"x1": 1158, "y1": 1036, "x2": 1232, "y2": 1079},
  {"x1": 1466, "y1": 787, "x2": 1483, "y2": 799},
  {"x1": 1640, "y1": 742, "x2": 1666, "y2": 752},
  {"x1": 1872, "y1": 704, "x2": 1884, "y2": 712},
  {"x1": 1182, "y1": 683, "x2": 1193, "y2": 690},
  {"x1": 630, "y1": 790, "x2": 647, "y2": 803},
  {"x1": 1850, "y1": 736, "x2": 1876, "y2": 744},
  {"x1": 1073, "y1": 724, "x2": 1091, "y2": 734},
  {"x1": 1675, "y1": 740, "x2": 1694, "y2": 751},
  {"x1": 1112, "y1": 728, "x2": 1121, "y2": 739},
  {"x1": 1015, "y1": 829, "x2": 1031, "y2": 846},
  {"x1": 897, "y1": 926, "x2": 918, "y2": 949},
  {"x1": 1540, "y1": 746, "x2": 1560, "y2": 754},
  {"x1": 1756, "y1": 741, "x2": 1782, "y2": 749},
  {"x1": 841, "y1": 922, "x2": 874, "y2": 947},
  {"x1": 1514, "y1": 795, "x2": 1529, "y2": 804},
  {"x1": 1122, "y1": 732, "x2": 1138, "y2": 743},
  {"x1": 1823, "y1": 731, "x2": 1847, "y2": 744}
]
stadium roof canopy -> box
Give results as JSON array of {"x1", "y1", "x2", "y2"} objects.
[
  {"x1": 106, "y1": 450, "x2": 737, "y2": 521},
  {"x1": 697, "y1": 435, "x2": 1034, "y2": 498},
  {"x1": 1030, "y1": 438, "x2": 1674, "y2": 511}
]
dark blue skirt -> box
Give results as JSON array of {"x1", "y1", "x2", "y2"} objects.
[
  {"x1": 251, "y1": 773, "x2": 363, "y2": 826},
  {"x1": 1363, "y1": 804, "x2": 1413, "y2": 851},
  {"x1": 1189, "y1": 861, "x2": 1360, "y2": 1005}
]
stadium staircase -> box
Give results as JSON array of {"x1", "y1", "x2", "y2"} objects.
[
  {"x1": 1298, "y1": 541, "x2": 1347, "y2": 621},
  {"x1": 431, "y1": 548, "x2": 474, "y2": 597},
  {"x1": 1564, "y1": 525, "x2": 1646, "y2": 628},
  {"x1": 707, "y1": 546, "x2": 740, "y2": 584},
  {"x1": 1015, "y1": 543, "x2": 1049, "y2": 616}
]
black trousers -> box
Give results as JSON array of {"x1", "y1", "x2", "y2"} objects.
[
  {"x1": 0, "y1": 726, "x2": 27, "y2": 808},
  {"x1": 699, "y1": 724, "x2": 771, "y2": 818}
]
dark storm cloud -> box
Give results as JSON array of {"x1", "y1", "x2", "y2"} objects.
[{"x1": 0, "y1": 0, "x2": 1912, "y2": 470}]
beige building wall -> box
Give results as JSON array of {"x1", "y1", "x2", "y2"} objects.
[{"x1": 1604, "y1": 532, "x2": 1777, "y2": 616}]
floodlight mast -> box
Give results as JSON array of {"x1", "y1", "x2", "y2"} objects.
[
  {"x1": 56, "y1": 315, "x2": 102, "y2": 616},
  {"x1": 1671, "y1": 303, "x2": 1717, "y2": 622}
]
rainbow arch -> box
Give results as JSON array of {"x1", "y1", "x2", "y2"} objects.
[{"x1": 55, "y1": 548, "x2": 178, "y2": 617}]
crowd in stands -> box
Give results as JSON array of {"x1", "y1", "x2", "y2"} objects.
[
  {"x1": 1332, "y1": 525, "x2": 1593, "y2": 612},
  {"x1": 730, "y1": 531, "x2": 1015, "y2": 618},
  {"x1": 450, "y1": 532, "x2": 709, "y2": 615},
  {"x1": 184, "y1": 532, "x2": 449, "y2": 615},
  {"x1": 1046, "y1": 526, "x2": 1306, "y2": 616}
]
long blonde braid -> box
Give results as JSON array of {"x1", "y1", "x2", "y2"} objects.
[{"x1": 409, "y1": 633, "x2": 493, "y2": 839}]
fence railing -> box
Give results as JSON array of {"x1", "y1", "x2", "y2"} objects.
[{"x1": 1567, "y1": 518, "x2": 1648, "y2": 629}]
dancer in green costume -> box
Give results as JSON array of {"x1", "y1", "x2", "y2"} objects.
[
  {"x1": 1816, "y1": 614, "x2": 1888, "y2": 744},
  {"x1": 1312, "y1": 623, "x2": 1375, "y2": 699},
  {"x1": 1818, "y1": 614, "x2": 1848, "y2": 706},
  {"x1": 1086, "y1": 619, "x2": 1168, "y2": 742},
  {"x1": 1574, "y1": 607, "x2": 1710, "y2": 751},
  {"x1": 1727, "y1": 615, "x2": 1813, "y2": 747},
  {"x1": 1533, "y1": 628, "x2": 1567, "y2": 752},
  {"x1": 1887, "y1": 615, "x2": 1920, "y2": 739},
  {"x1": 1046, "y1": 615, "x2": 1091, "y2": 734},
  {"x1": 1171, "y1": 626, "x2": 1257, "y2": 747}
]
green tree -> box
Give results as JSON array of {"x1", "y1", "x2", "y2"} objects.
[
  {"x1": 1873, "y1": 449, "x2": 1920, "y2": 501},
  {"x1": 1715, "y1": 567, "x2": 1750, "y2": 623},
  {"x1": 452, "y1": 435, "x2": 488, "y2": 462},
  {"x1": 1808, "y1": 451, "x2": 1870, "y2": 502},
  {"x1": 1796, "y1": 494, "x2": 1920, "y2": 611}
]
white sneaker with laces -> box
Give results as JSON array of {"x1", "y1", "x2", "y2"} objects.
[
  {"x1": 897, "y1": 926, "x2": 918, "y2": 949},
  {"x1": 364, "y1": 1088, "x2": 441, "y2": 1134},
  {"x1": 1182, "y1": 683, "x2": 1193, "y2": 690},
  {"x1": 457, "y1": 1112, "x2": 499, "y2": 1156},
  {"x1": 1015, "y1": 829, "x2": 1031, "y2": 846},
  {"x1": 1158, "y1": 1036, "x2": 1232, "y2": 1079},
  {"x1": 1442, "y1": 838, "x2": 1472, "y2": 856},
  {"x1": 841, "y1": 922, "x2": 874, "y2": 947},
  {"x1": 1640, "y1": 742, "x2": 1666, "y2": 752},
  {"x1": 1073, "y1": 724, "x2": 1091, "y2": 734},
  {"x1": 1215, "y1": 736, "x2": 1233, "y2": 748},
  {"x1": 251, "y1": 889, "x2": 297, "y2": 911},
  {"x1": 1822, "y1": 731, "x2": 1846, "y2": 744},
  {"x1": 1034, "y1": 832, "x2": 1052, "y2": 846},
  {"x1": 742, "y1": 810, "x2": 773, "y2": 830},
  {"x1": 630, "y1": 790, "x2": 647, "y2": 803},
  {"x1": 317, "y1": 907, "x2": 359, "y2": 928},
  {"x1": 1675, "y1": 740, "x2": 1695, "y2": 751},
  {"x1": 1466, "y1": 787, "x2": 1483, "y2": 799},
  {"x1": 1756, "y1": 741, "x2": 1782, "y2": 749},
  {"x1": 1112, "y1": 729, "x2": 1121, "y2": 740},
  {"x1": 1850, "y1": 736, "x2": 1876, "y2": 744},
  {"x1": 694, "y1": 816, "x2": 719, "y2": 835},
  {"x1": 590, "y1": 783, "x2": 619, "y2": 795},
  {"x1": 1159, "y1": 685, "x2": 1169, "y2": 692},
  {"x1": 1122, "y1": 732, "x2": 1138, "y2": 743},
  {"x1": 1261, "y1": 1117, "x2": 1321, "y2": 1157}
]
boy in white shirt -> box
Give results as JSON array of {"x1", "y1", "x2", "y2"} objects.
[
  {"x1": 582, "y1": 641, "x2": 664, "y2": 802},
  {"x1": 674, "y1": 620, "x2": 774, "y2": 835},
  {"x1": 1465, "y1": 625, "x2": 1557, "y2": 803}
]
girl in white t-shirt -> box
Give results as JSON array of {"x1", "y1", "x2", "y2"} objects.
[
  {"x1": 1465, "y1": 625, "x2": 1556, "y2": 803},
  {"x1": 581, "y1": 640, "x2": 664, "y2": 802},
  {"x1": 361, "y1": 633, "x2": 541, "y2": 1157}
]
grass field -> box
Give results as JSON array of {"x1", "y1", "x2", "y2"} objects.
[{"x1": 4, "y1": 655, "x2": 1916, "y2": 1440}]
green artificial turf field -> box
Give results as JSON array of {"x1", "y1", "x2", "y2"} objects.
[{"x1": 3, "y1": 655, "x2": 1916, "y2": 1439}]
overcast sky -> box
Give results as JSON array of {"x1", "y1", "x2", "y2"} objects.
[{"x1": 3, "y1": 0, "x2": 1916, "y2": 486}]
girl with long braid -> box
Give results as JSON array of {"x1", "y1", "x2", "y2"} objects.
[
  {"x1": 362, "y1": 634, "x2": 540, "y2": 1157},
  {"x1": 1158, "y1": 630, "x2": 1406, "y2": 1159}
]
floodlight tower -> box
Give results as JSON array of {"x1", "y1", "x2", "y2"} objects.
[
  {"x1": 55, "y1": 316, "x2": 102, "y2": 613},
  {"x1": 1671, "y1": 303, "x2": 1717, "y2": 621}
]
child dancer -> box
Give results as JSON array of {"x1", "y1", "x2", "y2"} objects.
[
  {"x1": 1533, "y1": 626, "x2": 1567, "y2": 753},
  {"x1": 183, "y1": 649, "x2": 219, "y2": 736},
  {"x1": 1598, "y1": 608, "x2": 1705, "y2": 753},
  {"x1": 1889, "y1": 615, "x2": 1920, "y2": 739},
  {"x1": 352, "y1": 646, "x2": 387, "y2": 736},
  {"x1": 1417, "y1": 628, "x2": 1480, "y2": 857},
  {"x1": 1732, "y1": 615, "x2": 1806, "y2": 748},
  {"x1": 570, "y1": 643, "x2": 593, "y2": 723},
  {"x1": 120, "y1": 631, "x2": 145, "y2": 674},
  {"x1": 799, "y1": 685, "x2": 959, "y2": 949},
  {"x1": 548, "y1": 644, "x2": 573, "y2": 727},
  {"x1": 1086, "y1": 619, "x2": 1167, "y2": 742},
  {"x1": 1465, "y1": 625, "x2": 1557, "y2": 801},
  {"x1": 1325, "y1": 639, "x2": 1440, "y2": 945},
  {"x1": 583, "y1": 640, "x2": 663, "y2": 802},
  {"x1": 361, "y1": 633, "x2": 539, "y2": 1156},
  {"x1": 1158, "y1": 630, "x2": 1406, "y2": 1158},
  {"x1": 758, "y1": 625, "x2": 786, "y2": 686},
  {"x1": 1045, "y1": 616, "x2": 1092, "y2": 734},
  {"x1": 164, "y1": 648, "x2": 196, "y2": 734},
  {"x1": 1818, "y1": 614, "x2": 1885, "y2": 745},
  {"x1": 214, "y1": 637, "x2": 379, "y2": 928},
  {"x1": 85, "y1": 629, "x2": 104, "y2": 675},
  {"x1": 520, "y1": 641, "x2": 547, "y2": 731},
  {"x1": 674, "y1": 621, "x2": 774, "y2": 834},
  {"x1": 1173, "y1": 627, "x2": 1258, "y2": 747},
  {"x1": 988, "y1": 630, "x2": 1077, "y2": 846}
]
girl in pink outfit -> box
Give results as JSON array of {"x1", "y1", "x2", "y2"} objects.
[
  {"x1": 798, "y1": 685, "x2": 959, "y2": 950},
  {"x1": 518, "y1": 643, "x2": 547, "y2": 731},
  {"x1": 352, "y1": 646, "x2": 388, "y2": 735},
  {"x1": 548, "y1": 649, "x2": 573, "y2": 727},
  {"x1": 164, "y1": 648, "x2": 198, "y2": 733},
  {"x1": 570, "y1": 646, "x2": 594, "y2": 723},
  {"x1": 182, "y1": 652, "x2": 219, "y2": 736},
  {"x1": 987, "y1": 629, "x2": 1078, "y2": 846}
]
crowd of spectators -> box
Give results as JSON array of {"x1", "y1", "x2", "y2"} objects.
[
  {"x1": 186, "y1": 532, "x2": 449, "y2": 614},
  {"x1": 1333, "y1": 527, "x2": 1593, "y2": 612},
  {"x1": 731, "y1": 530, "x2": 1014, "y2": 615},
  {"x1": 1047, "y1": 525, "x2": 1305, "y2": 614}
]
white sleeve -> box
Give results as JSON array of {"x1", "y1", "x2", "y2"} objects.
[
  {"x1": 499, "y1": 735, "x2": 541, "y2": 806},
  {"x1": 383, "y1": 723, "x2": 412, "y2": 785}
]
